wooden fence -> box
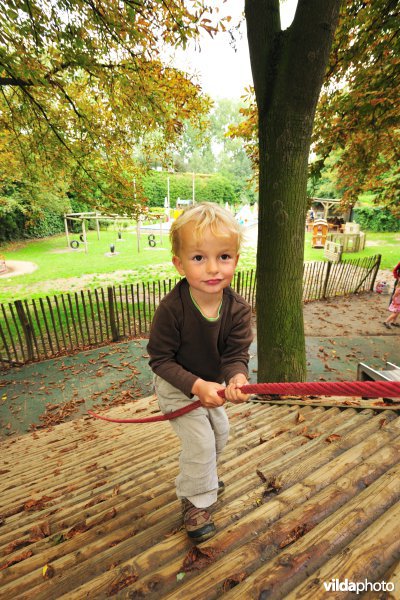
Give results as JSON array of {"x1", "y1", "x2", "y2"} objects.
[{"x1": 0, "y1": 255, "x2": 380, "y2": 368}]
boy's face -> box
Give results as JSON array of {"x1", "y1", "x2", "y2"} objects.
[{"x1": 172, "y1": 222, "x2": 239, "y2": 300}]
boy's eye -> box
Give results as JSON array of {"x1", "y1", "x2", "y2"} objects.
[
  {"x1": 220, "y1": 254, "x2": 231, "y2": 261},
  {"x1": 193, "y1": 255, "x2": 203, "y2": 262}
]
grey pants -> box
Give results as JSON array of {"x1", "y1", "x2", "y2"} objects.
[{"x1": 154, "y1": 375, "x2": 230, "y2": 508}]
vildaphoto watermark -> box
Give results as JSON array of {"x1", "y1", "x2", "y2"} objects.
[{"x1": 323, "y1": 579, "x2": 395, "y2": 594}]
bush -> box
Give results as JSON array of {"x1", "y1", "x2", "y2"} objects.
[
  {"x1": 141, "y1": 171, "x2": 237, "y2": 207},
  {"x1": 0, "y1": 209, "x2": 25, "y2": 242},
  {"x1": 353, "y1": 207, "x2": 400, "y2": 232},
  {"x1": 25, "y1": 210, "x2": 65, "y2": 238}
]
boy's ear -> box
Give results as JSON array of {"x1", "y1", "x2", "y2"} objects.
[{"x1": 172, "y1": 255, "x2": 185, "y2": 275}]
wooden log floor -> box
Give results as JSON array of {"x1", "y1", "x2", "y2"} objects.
[{"x1": 1, "y1": 395, "x2": 400, "y2": 599}]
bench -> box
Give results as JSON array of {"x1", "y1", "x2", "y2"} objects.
[{"x1": 357, "y1": 361, "x2": 400, "y2": 402}]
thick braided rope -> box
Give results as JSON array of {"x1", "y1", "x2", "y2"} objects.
[
  {"x1": 237, "y1": 381, "x2": 400, "y2": 398},
  {"x1": 88, "y1": 380, "x2": 400, "y2": 424}
]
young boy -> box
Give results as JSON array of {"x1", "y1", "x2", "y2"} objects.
[{"x1": 147, "y1": 202, "x2": 253, "y2": 542}]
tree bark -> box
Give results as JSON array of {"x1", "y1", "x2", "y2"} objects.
[{"x1": 245, "y1": 0, "x2": 342, "y2": 382}]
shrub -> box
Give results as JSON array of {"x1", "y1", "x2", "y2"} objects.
[
  {"x1": 141, "y1": 171, "x2": 237, "y2": 207},
  {"x1": 353, "y1": 207, "x2": 400, "y2": 232}
]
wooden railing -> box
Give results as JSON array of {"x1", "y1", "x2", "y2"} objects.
[{"x1": 0, "y1": 255, "x2": 381, "y2": 368}]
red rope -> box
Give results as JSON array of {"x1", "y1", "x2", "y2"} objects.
[
  {"x1": 87, "y1": 400, "x2": 202, "y2": 424},
  {"x1": 87, "y1": 380, "x2": 400, "y2": 424}
]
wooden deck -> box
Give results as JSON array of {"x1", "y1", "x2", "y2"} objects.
[{"x1": 1, "y1": 395, "x2": 400, "y2": 599}]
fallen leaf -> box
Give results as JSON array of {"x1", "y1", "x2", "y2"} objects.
[
  {"x1": 303, "y1": 432, "x2": 321, "y2": 440},
  {"x1": 279, "y1": 524, "x2": 311, "y2": 548},
  {"x1": 325, "y1": 434, "x2": 341, "y2": 443},
  {"x1": 4, "y1": 539, "x2": 31, "y2": 555},
  {"x1": 65, "y1": 520, "x2": 90, "y2": 539},
  {"x1": 42, "y1": 564, "x2": 55, "y2": 579},
  {"x1": 222, "y1": 571, "x2": 247, "y2": 591},
  {"x1": 24, "y1": 496, "x2": 54, "y2": 512},
  {"x1": 182, "y1": 546, "x2": 221, "y2": 572},
  {"x1": 0, "y1": 550, "x2": 33, "y2": 570},
  {"x1": 29, "y1": 522, "x2": 51, "y2": 541},
  {"x1": 107, "y1": 566, "x2": 138, "y2": 595},
  {"x1": 256, "y1": 469, "x2": 267, "y2": 483}
]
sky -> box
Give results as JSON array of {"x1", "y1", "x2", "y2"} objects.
[{"x1": 173, "y1": 1, "x2": 297, "y2": 100}]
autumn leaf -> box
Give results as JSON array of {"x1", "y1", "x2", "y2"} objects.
[
  {"x1": 279, "y1": 524, "x2": 312, "y2": 548},
  {"x1": 303, "y1": 432, "x2": 321, "y2": 440},
  {"x1": 256, "y1": 469, "x2": 267, "y2": 483},
  {"x1": 0, "y1": 550, "x2": 33, "y2": 570},
  {"x1": 107, "y1": 566, "x2": 138, "y2": 595},
  {"x1": 4, "y1": 539, "x2": 31, "y2": 555},
  {"x1": 42, "y1": 564, "x2": 55, "y2": 579},
  {"x1": 65, "y1": 521, "x2": 90, "y2": 539},
  {"x1": 182, "y1": 546, "x2": 221, "y2": 572},
  {"x1": 325, "y1": 433, "x2": 341, "y2": 443},
  {"x1": 222, "y1": 571, "x2": 247, "y2": 591},
  {"x1": 24, "y1": 496, "x2": 54, "y2": 512},
  {"x1": 29, "y1": 522, "x2": 51, "y2": 541}
]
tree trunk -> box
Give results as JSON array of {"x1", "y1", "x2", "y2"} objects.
[{"x1": 245, "y1": 0, "x2": 342, "y2": 382}]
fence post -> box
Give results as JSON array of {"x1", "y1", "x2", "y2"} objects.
[
  {"x1": 370, "y1": 254, "x2": 382, "y2": 291},
  {"x1": 14, "y1": 300, "x2": 35, "y2": 361},
  {"x1": 107, "y1": 286, "x2": 119, "y2": 341},
  {"x1": 322, "y1": 261, "x2": 332, "y2": 299}
]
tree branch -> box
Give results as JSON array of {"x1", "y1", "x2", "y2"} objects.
[{"x1": 245, "y1": 0, "x2": 281, "y2": 110}]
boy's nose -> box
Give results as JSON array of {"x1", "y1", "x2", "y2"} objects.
[{"x1": 206, "y1": 258, "x2": 219, "y2": 274}]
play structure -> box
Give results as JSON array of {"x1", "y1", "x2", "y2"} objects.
[
  {"x1": 63, "y1": 211, "x2": 165, "y2": 254},
  {"x1": 326, "y1": 222, "x2": 366, "y2": 253},
  {"x1": 311, "y1": 218, "x2": 329, "y2": 248},
  {"x1": 311, "y1": 218, "x2": 366, "y2": 261}
]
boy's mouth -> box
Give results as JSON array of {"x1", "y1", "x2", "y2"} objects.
[{"x1": 204, "y1": 279, "x2": 222, "y2": 285}]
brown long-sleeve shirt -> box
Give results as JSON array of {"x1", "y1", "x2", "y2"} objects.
[{"x1": 147, "y1": 279, "x2": 253, "y2": 398}]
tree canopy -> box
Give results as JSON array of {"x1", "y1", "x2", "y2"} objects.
[
  {"x1": 312, "y1": 0, "x2": 399, "y2": 214},
  {"x1": 231, "y1": 0, "x2": 399, "y2": 215},
  {"x1": 0, "y1": 0, "x2": 223, "y2": 215}
]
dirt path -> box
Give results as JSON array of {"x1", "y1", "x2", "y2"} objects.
[
  {"x1": 303, "y1": 288, "x2": 398, "y2": 337},
  {"x1": 0, "y1": 260, "x2": 38, "y2": 278}
]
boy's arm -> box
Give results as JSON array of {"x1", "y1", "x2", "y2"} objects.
[
  {"x1": 220, "y1": 302, "x2": 253, "y2": 384},
  {"x1": 147, "y1": 304, "x2": 199, "y2": 397}
]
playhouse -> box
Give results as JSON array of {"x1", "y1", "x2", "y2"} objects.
[{"x1": 311, "y1": 218, "x2": 329, "y2": 248}]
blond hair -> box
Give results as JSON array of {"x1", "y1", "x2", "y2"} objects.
[{"x1": 170, "y1": 202, "x2": 243, "y2": 257}]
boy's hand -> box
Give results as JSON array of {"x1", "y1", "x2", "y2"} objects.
[
  {"x1": 225, "y1": 374, "x2": 251, "y2": 404},
  {"x1": 191, "y1": 379, "x2": 225, "y2": 408}
]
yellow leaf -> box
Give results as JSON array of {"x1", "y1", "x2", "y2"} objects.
[{"x1": 42, "y1": 564, "x2": 55, "y2": 579}]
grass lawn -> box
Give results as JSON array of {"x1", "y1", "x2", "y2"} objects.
[{"x1": 0, "y1": 228, "x2": 397, "y2": 303}]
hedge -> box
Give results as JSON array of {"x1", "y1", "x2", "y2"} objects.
[{"x1": 353, "y1": 207, "x2": 400, "y2": 232}]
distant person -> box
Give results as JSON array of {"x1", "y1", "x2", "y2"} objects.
[
  {"x1": 384, "y1": 284, "x2": 400, "y2": 329},
  {"x1": 389, "y1": 260, "x2": 400, "y2": 304},
  {"x1": 147, "y1": 202, "x2": 253, "y2": 542}
]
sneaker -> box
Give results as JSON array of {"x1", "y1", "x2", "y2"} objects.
[
  {"x1": 384, "y1": 322, "x2": 391, "y2": 329},
  {"x1": 218, "y1": 480, "x2": 225, "y2": 495},
  {"x1": 181, "y1": 498, "x2": 216, "y2": 542},
  {"x1": 392, "y1": 323, "x2": 400, "y2": 328}
]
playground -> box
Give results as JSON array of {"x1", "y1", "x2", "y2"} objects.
[
  {"x1": 0, "y1": 289, "x2": 399, "y2": 598},
  {"x1": 0, "y1": 288, "x2": 398, "y2": 438}
]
